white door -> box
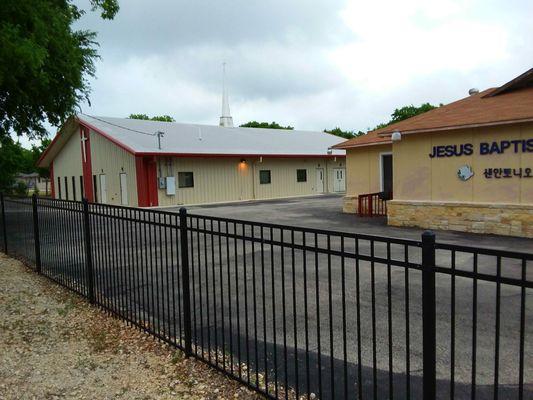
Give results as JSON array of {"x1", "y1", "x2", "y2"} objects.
[
  {"x1": 119, "y1": 173, "x2": 128, "y2": 205},
  {"x1": 333, "y1": 168, "x2": 346, "y2": 192},
  {"x1": 316, "y1": 168, "x2": 325, "y2": 193},
  {"x1": 99, "y1": 174, "x2": 107, "y2": 204}
]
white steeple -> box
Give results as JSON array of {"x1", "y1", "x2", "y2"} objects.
[{"x1": 219, "y1": 62, "x2": 234, "y2": 127}]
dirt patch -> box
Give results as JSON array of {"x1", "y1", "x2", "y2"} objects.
[{"x1": 0, "y1": 253, "x2": 263, "y2": 399}]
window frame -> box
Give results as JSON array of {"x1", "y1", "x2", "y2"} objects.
[
  {"x1": 259, "y1": 170, "x2": 271, "y2": 185},
  {"x1": 296, "y1": 169, "x2": 307, "y2": 183},
  {"x1": 178, "y1": 171, "x2": 194, "y2": 188}
]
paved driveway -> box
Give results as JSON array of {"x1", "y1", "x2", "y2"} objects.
[
  {"x1": 160, "y1": 195, "x2": 532, "y2": 399},
  {"x1": 168, "y1": 194, "x2": 532, "y2": 252}
]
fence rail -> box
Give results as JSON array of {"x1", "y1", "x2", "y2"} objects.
[
  {"x1": 0, "y1": 193, "x2": 531, "y2": 400},
  {"x1": 357, "y1": 192, "x2": 389, "y2": 217}
]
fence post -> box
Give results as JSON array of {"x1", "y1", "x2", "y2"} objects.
[
  {"x1": 32, "y1": 194, "x2": 41, "y2": 273},
  {"x1": 421, "y1": 230, "x2": 436, "y2": 399},
  {"x1": 82, "y1": 198, "x2": 95, "y2": 304},
  {"x1": 179, "y1": 207, "x2": 193, "y2": 357},
  {"x1": 0, "y1": 193, "x2": 7, "y2": 254}
]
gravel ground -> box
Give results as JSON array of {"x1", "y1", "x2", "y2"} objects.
[{"x1": 0, "y1": 253, "x2": 263, "y2": 400}]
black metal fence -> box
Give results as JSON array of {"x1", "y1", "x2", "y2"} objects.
[{"x1": 0, "y1": 193, "x2": 531, "y2": 400}]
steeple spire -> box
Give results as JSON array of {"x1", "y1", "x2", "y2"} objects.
[{"x1": 219, "y1": 62, "x2": 234, "y2": 127}]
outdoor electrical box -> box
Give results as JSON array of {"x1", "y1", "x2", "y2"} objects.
[
  {"x1": 166, "y1": 176, "x2": 176, "y2": 195},
  {"x1": 158, "y1": 177, "x2": 166, "y2": 189}
]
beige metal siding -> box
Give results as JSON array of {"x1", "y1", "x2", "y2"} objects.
[
  {"x1": 157, "y1": 157, "x2": 346, "y2": 206},
  {"x1": 157, "y1": 157, "x2": 253, "y2": 206},
  {"x1": 89, "y1": 130, "x2": 138, "y2": 206},
  {"x1": 326, "y1": 159, "x2": 346, "y2": 193},
  {"x1": 52, "y1": 124, "x2": 83, "y2": 200}
]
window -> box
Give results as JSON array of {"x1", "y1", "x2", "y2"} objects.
[
  {"x1": 72, "y1": 177, "x2": 77, "y2": 201},
  {"x1": 80, "y1": 176, "x2": 84, "y2": 199},
  {"x1": 178, "y1": 172, "x2": 194, "y2": 188},
  {"x1": 259, "y1": 170, "x2": 271, "y2": 184},
  {"x1": 57, "y1": 177, "x2": 62, "y2": 199},
  {"x1": 296, "y1": 169, "x2": 307, "y2": 182},
  {"x1": 64, "y1": 177, "x2": 69, "y2": 200},
  {"x1": 93, "y1": 175, "x2": 98, "y2": 202}
]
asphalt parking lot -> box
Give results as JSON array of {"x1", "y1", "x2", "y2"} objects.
[
  {"x1": 167, "y1": 195, "x2": 532, "y2": 399},
  {"x1": 179, "y1": 194, "x2": 532, "y2": 252}
]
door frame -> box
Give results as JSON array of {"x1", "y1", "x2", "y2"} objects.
[
  {"x1": 379, "y1": 152, "x2": 393, "y2": 192},
  {"x1": 315, "y1": 168, "x2": 325, "y2": 193},
  {"x1": 332, "y1": 168, "x2": 346, "y2": 192},
  {"x1": 99, "y1": 174, "x2": 107, "y2": 204},
  {"x1": 119, "y1": 172, "x2": 128, "y2": 205}
]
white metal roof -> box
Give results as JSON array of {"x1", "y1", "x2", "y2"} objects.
[{"x1": 78, "y1": 114, "x2": 346, "y2": 156}]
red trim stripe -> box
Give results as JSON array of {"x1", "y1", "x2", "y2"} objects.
[
  {"x1": 78, "y1": 118, "x2": 137, "y2": 155},
  {"x1": 136, "y1": 152, "x2": 345, "y2": 159},
  {"x1": 80, "y1": 126, "x2": 94, "y2": 201}
]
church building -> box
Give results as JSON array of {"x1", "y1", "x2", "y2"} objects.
[
  {"x1": 37, "y1": 114, "x2": 346, "y2": 207},
  {"x1": 334, "y1": 68, "x2": 533, "y2": 238}
]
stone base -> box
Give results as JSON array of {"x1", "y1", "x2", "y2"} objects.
[
  {"x1": 343, "y1": 195, "x2": 358, "y2": 214},
  {"x1": 388, "y1": 200, "x2": 533, "y2": 238}
]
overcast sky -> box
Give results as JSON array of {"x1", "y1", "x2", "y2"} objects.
[{"x1": 22, "y1": 0, "x2": 533, "y2": 146}]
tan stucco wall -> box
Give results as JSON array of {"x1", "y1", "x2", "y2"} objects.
[
  {"x1": 394, "y1": 124, "x2": 533, "y2": 204},
  {"x1": 53, "y1": 124, "x2": 83, "y2": 201},
  {"x1": 343, "y1": 144, "x2": 391, "y2": 212},
  {"x1": 156, "y1": 157, "x2": 346, "y2": 207},
  {"x1": 89, "y1": 129, "x2": 138, "y2": 207},
  {"x1": 343, "y1": 123, "x2": 533, "y2": 237}
]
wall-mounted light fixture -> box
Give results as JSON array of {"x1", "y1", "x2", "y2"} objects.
[
  {"x1": 240, "y1": 158, "x2": 246, "y2": 164},
  {"x1": 391, "y1": 130, "x2": 402, "y2": 142}
]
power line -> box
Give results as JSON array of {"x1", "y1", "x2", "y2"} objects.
[{"x1": 84, "y1": 114, "x2": 158, "y2": 137}]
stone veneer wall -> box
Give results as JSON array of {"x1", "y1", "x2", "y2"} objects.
[
  {"x1": 388, "y1": 200, "x2": 533, "y2": 238},
  {"x1": 343, "y1": 195, "x2": 358, "y2": 214}
]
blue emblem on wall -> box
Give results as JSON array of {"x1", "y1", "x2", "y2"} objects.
[{"x1": 457, "y1": 165, "x2": 474, "y2": 181}]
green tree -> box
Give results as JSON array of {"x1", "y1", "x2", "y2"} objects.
[
  {"x1": 240, "y1": 121, "x2": 294, "y2": 130},
  {"x1": 0, "y1": 137, "x2": 25, "y2": 191},
  {"x1": 128, "y1": 114, "x2": 176, "y2": 122},
  {"x1": 31, "y1": 138, "x2": 52, "y2": 178},
  {"x1": 0, "y1": 0, "x2": 119, "y2": 140},
  {"x1": 374, "y1": 103, "x2": 440, "y2": 130},
  {"x1": 324, "y1": 127, "x2": 365, "y2": 139}
]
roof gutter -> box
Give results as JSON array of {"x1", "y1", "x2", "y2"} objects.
[{"x1": 332, "y1": 140, "x2": 392, "y2": 150}]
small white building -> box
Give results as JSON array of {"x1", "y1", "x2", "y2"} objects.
[
  {"x1": 15, "y1": 172, "x2": 51, "y2": 195},
  {"x1": 37, "y1": 115, "x2": 346, "y2": 207}
]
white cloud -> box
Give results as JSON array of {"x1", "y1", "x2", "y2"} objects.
[
  {"x1": 331, "y1": 0, "x2": 511, "y2": 92},
  {"x1": 28, "y1": 0, "x2": 530, "y2": 148}
]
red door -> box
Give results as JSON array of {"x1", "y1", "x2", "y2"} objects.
[{"x1": 135, "y1": 156, "x2": 159, "y2": 207}]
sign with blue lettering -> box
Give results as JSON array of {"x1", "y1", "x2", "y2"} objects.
[{"x1": 429, "y1": 139, "x2": 533, "y2": 158}]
